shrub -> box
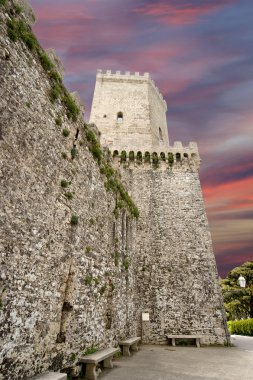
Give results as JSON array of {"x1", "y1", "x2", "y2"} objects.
[
  {"x1": 55, "y1": 116, "x2": 62, "y2": 126},
  {"x1": 14, "y1": 4, "x2": 23, "y2": 14},
  {"x1": 65, "y1": 192, "x2": 74, "y2": 200},
  {"x1": 62, "y1": 93, "x2": 79, "y2": 122},
  {"x1": 48, "y1": 70, "x2": 62, "y2": 83},
  {"x1": 85, "y1": 246, "x2": 91, "y2": 254},
  {"x1": 38, "y1": 52, "x2": 54, "y2": 71},
  {"x1": 0, "y1": 0, "x2": 7, "y2": 6},
  {"x1": 7, "y1": 19, "x2": 38, "y2": 50},
  {"x1": 70, "y1": 215, "x2": 79, "y2": 225},
  {"x1": 85, "y1": 129, "x2": 97, "y2": 144},
  {"x1": 22, "y1": 30, "x2": 37, "y2": 50},
  {"x1": 227, "y1": 319, "x2": 253, "y2": 336},
  {"x1": 49, "y1": 84, "x2": 61, "y2": 103},
  {"x1": 100, "y1": 164, "x2": 114, "y2": 178},
  {"x1": 61, "y1": 152, "x2": 67, "y2": 159},
  {"x1": 90, "y1": 143, "x2": 102, "y2": 164},
  {"x1": 71, "y1": 147, "x2": 77, "y2": 159},
  {"x1": 62, "y1": 128, "x2": 70, "y2": 137},
  {"x1": 60, "y1": 180, "x2": 69, "y2": 188}
]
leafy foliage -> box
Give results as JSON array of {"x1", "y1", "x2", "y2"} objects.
[
  {"x1": 221, "y1": 261, "x2": 253, "y2": 320},
  {"x1": 227, "y1": 319, "x2": 253, "y2": 336},
  {"x1": 38, "y1": 52, "x2": 54, "y2": 71},
  {"x1": 84, "y1": 347, "x2": 98, "y2": 355},
  {"x1": 62, "y1": 93, "x2": 79, "y2": 121}
]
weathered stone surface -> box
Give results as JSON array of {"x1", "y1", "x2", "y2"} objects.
[
  {"x1": 0, "y1": 7, "x2": 138, "y2": 380},
  {"x1": 90, "y1": 69, "x2": 229, "y2": 346},
  {"x1": 0, "y1": 3, "x2": 229, "y2": 380}
]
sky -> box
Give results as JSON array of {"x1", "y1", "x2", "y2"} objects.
[{"x1": 30, "y1": 0, "x2": 253, "y2": 278}]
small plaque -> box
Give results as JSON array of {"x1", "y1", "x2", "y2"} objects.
[{"x1": 142, "y1": 312, "x2": 149, "y2": 321}]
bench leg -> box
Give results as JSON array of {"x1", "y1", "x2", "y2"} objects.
[
  {"x1": 132, "y1": 342, "x2": 139, "y2": 352},
  {"x1": 171, "y1": 338, "x2": 176, "y2": 347},
  {"x1": 196, "y1": 338, "x2": 200, "y2": 348},
  {"x1": 85, "y1": 363, "x2": 97, "y2": 380},
  {"x1": 123, "y1": 345, "x2": 131, "y2": 357},
  {"x1": 103, "y1": 356, "x2": 113, "y2": 369}
]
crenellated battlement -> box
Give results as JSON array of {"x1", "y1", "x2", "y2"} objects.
[
  {"x1": 97, "y1": 69, "x2": 167, "y2": 109},
  {"x1": 110, "y1": 142, "x2": 200, "y2": 170}
]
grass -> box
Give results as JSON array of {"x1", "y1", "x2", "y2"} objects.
[
  {"x1": 55, "y1": 116, "x2": 62, "y2": 126},
  {"x1": 7, "y1": 19, "x2": 38, "y2": 50},
  {"x1": 122, "y1": 258, "x2": 129, "y2": 270},
  {"x1": 70, "y1": 215, "x2": 79, "y2": 225},
  {"x1": 85, "y1": 275, "x2": 93, "y2": 286},
  {"x1": 49, "y1": 84, "x2": 61, "y2": 103},
  {"x1": 6, "y1": 11, "x2": 140, "y2": 219},
  {"x1": 69, "y1": 353, "x2": 76, "y2": 362},
  {"x1": 0, "y1": 0, "x2": 7, "y2": 6},
  {"x1": 71, "y1": 147, "x2": 77, "y2": 159},
  {"x1": 99, "y1": 284, "x2": 107, "y2": 295},
  {"x1": 62, "y1": 93, "x2": 79, "y2": 122},
  {"x1": 84, "y1": 347, "x2": 98, "y2": 356},
  {"x1": 38, "y1": 52, "x2": 54, "y2": 71},
  {"x1": 61, "y1": 152, "x2": 67, "y2": 159},
  {"x1": 62, "y1": 128, "x2": 70, "y2": 137},
  {"x1": 14, "y1": 4, "x2": 23, "y2": 14},
  {"x1": 65, "y1": 192, "x2": 74, "y2": 200},
  {"x1": 114, "y1": 252, "x2": 119, "y2": 267},
  {"x1": 60, "y1": 180, "x2": 69, "y2": 188},
  {"x1": 85, "y1": 246, "x2": 91, "y2": 253},
  {"x1": 6, "y1": 14, "x2": 81, "y2": 124}
]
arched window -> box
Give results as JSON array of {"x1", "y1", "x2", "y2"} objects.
[
  {"x1": 159, "y1": 127, "x2": 163, "y2": 141},
  {"x1": 117, "y1": 112, "x2": 123, "y2": 122}
]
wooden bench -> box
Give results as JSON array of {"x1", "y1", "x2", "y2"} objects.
[
  {"x1": 118, "y1": 336, "x2": 141, "y2": 356},
  {"x1": 166, "y1": 335, "x2": 203, "y2": 348},
  {"x1": 79, "y1": 347, "x2": 120, "y2": 380},
  {"x1": 31, "y1": 372, "x2": 67, "y2": 380}
]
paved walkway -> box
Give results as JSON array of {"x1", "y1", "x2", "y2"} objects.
[{"x1": 99, "y1": 336, "x2": 253, "y2": 380}]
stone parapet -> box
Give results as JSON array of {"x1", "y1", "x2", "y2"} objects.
[{"x1": 110, "y1": 141, "x2": 200, "y2": 169}]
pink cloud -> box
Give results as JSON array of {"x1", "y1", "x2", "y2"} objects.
[{"x1": 134, "y1": 1, "x2": 235, "y2": 25}]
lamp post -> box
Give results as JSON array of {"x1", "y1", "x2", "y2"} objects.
[{"x1": 238, "y1": 275, "x2": 246, "y2": 288}]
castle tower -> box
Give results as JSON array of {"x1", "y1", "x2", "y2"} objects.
[
  {"x1": 90, "y1": 70, "x2": 229, "y2": 345},
  {"x1": 90, "y1": 70, "x2": 169, "y2": 152}
]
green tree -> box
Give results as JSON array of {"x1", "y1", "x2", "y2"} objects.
[{"x1": 221, "y1": 261, "x2": 253, "y2": 320}]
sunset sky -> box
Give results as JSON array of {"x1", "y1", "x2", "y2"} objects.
[{"x1": 30, "y1": 0, "x2": 253, "y2": 277}]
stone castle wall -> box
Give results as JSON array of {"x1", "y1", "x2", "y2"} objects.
[
  {"x1": 0, "y1": 7, "x2": 139, "y2": 379},
  {"x1": 0, "y1": 2, "x2": 229, "y2": 380},
  {"x1": 113, "y1": 156, "x2": 228, "y2": 344}
]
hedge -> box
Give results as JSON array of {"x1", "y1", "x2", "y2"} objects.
[{"x1": 227, "y1": 318, "x2": 253, "y2": 336}]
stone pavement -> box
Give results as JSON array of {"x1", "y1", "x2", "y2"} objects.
[{"x1": 99, "y1": 335, "x2": 253, "y2": 380}]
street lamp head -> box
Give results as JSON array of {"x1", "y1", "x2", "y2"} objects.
[{"x1": 238, "y1": 275, "x2": 246, "y2": 288}]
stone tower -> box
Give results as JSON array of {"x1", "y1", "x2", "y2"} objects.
[
  {"x1": 90, "y1": 69, "x2": 229, "y2": 345},
  {"x1": 90, "y1": 70, "x2": 169, "y2": 151}
]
